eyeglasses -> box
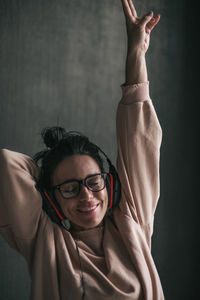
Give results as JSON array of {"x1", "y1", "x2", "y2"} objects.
[{"x1": 53, "y1": 173, "x2": 107, "y2": 199}]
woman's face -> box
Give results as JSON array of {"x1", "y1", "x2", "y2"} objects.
[{"x1": 52, "y1": 154, "x2": 108, "y2": 231}]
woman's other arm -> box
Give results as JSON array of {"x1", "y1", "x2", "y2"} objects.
[{"x1": 0, "y1": 149, "x2": 43, "y2": 243}]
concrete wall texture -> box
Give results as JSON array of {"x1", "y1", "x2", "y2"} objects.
[{"x1": 0, "y1": 0, "x2": 198, "y2": 299}]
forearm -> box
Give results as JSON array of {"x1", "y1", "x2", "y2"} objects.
[
  {"x1": 125, "y1": 51, "x2": 148, "y2": 85},
  {"x1": 121, "y1": 1, "x2": 160, "y2": 85},
  {"x1": 0, "y1": 149, "x2": 42, "y2": 238}
]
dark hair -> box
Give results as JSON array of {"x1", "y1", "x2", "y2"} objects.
[{"x1": 33, "y1": 126, "x2": 105, "y2": 191}]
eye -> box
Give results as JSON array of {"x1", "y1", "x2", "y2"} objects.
[
  {"x1": 88, "y1": 179, "x2": 99, "y2": 185},
  {"x1": 61, "y1": 182, "x2": 79, "y2": 195},
  {"x1": 87, "y1": 175, "x2": 103, "y2": 188}
]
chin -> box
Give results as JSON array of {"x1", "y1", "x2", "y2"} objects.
[{"x1": 72, "y1": 216, "x2": 105, "y2": 231}]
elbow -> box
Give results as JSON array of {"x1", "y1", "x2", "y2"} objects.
[{"x1": 0, "y1": 149, "x2": 10, "y2": 167}]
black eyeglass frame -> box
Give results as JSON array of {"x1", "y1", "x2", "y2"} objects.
[{"x1": 53, "y1": 172, "x2": 108, "y2": 199}]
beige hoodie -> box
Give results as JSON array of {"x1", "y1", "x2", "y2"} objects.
[{"x1": 0, "y1": 82, "x2": 164, "y2": 299}]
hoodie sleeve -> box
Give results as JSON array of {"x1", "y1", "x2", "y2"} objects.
[
  {"x1": 116, "y1": 82, "x2": 162, "y2": 240},
  {"x1": 0, "y1": 149, "x2": 43, "y2": 243}
]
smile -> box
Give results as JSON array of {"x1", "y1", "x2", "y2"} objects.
[{"x1": 77, "y1": 204, "x2": 99, "y2": 214}]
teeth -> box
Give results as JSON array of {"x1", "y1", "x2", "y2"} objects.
[{"x1": 79, "y1": 205, "x2": 97, "y2": 212}]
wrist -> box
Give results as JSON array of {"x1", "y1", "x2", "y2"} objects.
[{"x1": 127, "y1": 48, "x2": 146, "y2": 59}]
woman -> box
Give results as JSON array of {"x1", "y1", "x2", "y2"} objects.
[{"x1": 0, "y1": 1, "x2": 164, "y2": 299}]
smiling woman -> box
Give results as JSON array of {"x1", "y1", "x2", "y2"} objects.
[
  {"x1": 34, "y1": 127, "x2": 121, "y2": 233},
  {"x1": 0, "y1": 1, "x2": 164, "y2": 299},
  {"x1": 34, "y1": 127, "x2": 112, "y2": 232},
  {"x1": 53, "y1": 154, "x2": 108, "y2": 231}
]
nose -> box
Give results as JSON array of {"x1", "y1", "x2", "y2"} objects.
[{"x1": 79, "y1": 184, "x2": 93, "y2": 201}]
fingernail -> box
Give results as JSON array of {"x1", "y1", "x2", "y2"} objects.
[{"x1": 148, "y1": 11, "x2": 153, "y2": 15}]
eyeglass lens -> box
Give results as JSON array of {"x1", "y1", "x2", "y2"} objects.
[{"x1": 59, "y1": 174, "x2": 106, "y2": 199}]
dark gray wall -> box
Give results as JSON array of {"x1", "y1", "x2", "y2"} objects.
[{"x1": 0, "y1": 0, "x2": 198, "y2": 299}]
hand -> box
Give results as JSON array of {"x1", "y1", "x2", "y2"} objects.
[{"x1": 121, "y1": 0, "x2": 160, "y2": 55}]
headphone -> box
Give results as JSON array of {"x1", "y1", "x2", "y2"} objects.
[{"x1": 36, "y1": 146, "x2": 121, "y2": 231}]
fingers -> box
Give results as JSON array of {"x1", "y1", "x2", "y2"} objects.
[
  {"x1": 121, "y1": 1, "x2": 161, "y2": 32},
  {"x1": 147, "y1": 14, "x2": 160, "y2": 31},
  {"x1": 138, "y1": 11, "x2": 154, "y2": 29},
  {"x1": 121, "y1": 0, "x2": 137, "y2": 22},
  {"x1": 127, "y1": 0, "x2": 137, "y2": 18}
]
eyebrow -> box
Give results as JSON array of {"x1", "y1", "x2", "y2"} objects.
[{"x1": 54, "y1": 173, "x2": 101, "y2": 187}]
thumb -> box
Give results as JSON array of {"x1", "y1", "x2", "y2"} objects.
[{"x1": 138, "y1": 11, "x2": 153, "y2": 29}]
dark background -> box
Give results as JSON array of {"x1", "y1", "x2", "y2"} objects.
[{"x1": 0, "y1": 0, "x2": 198, "y2": 299}]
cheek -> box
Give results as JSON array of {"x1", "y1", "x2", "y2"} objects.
[
  {"x1": 100, "y1": 188, "x2": 109, "y2": 207},
  {"x1": 54, "y1": 191, "x2": 73, "y2": 214},
  {"x1": 59, "y1": 200, "x2": 76, "y2": 220}
]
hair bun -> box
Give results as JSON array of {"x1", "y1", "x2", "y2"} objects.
[{"x1": 41, "y1": 126, "x2": 66, "y2": 149}]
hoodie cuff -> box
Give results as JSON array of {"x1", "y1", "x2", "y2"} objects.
[{"x1": 120, "y1": 81, "x2": 150, "y2": 105}]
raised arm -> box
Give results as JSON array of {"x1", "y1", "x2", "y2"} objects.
[
  {"x1": 121, "y1": 0, "x2": 160, "y2": 84},
  {"x1": 116, "y1": 1, "x2": 161, "y2": 244}
]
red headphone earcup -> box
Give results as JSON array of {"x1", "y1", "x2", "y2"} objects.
[
  {"x1": 107, "y1": 174, "x2": 114, "y2": 209},
  {"x1": 106, "y1": 172, "x2": 121, "y2": 209}
]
